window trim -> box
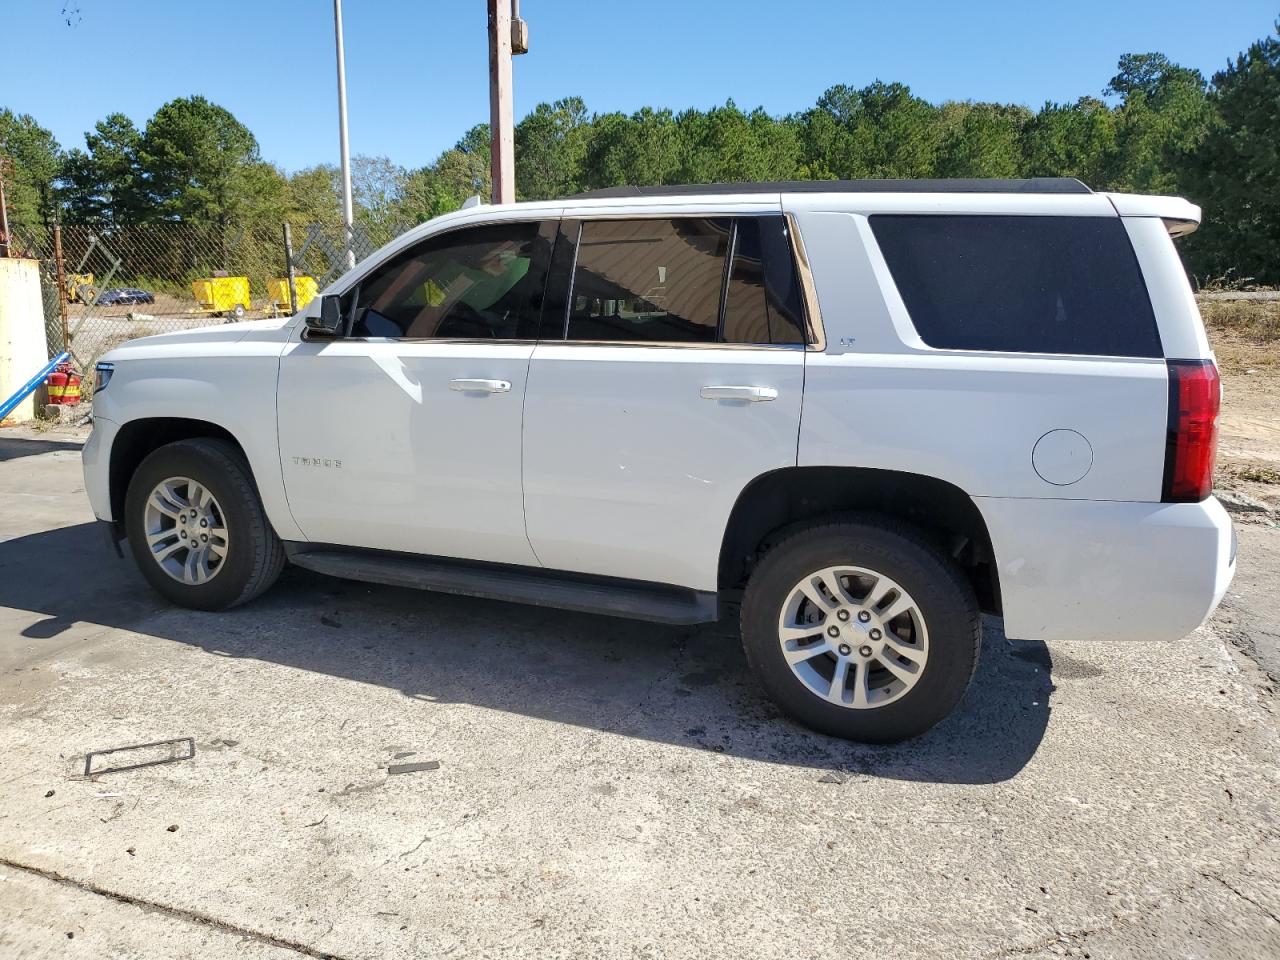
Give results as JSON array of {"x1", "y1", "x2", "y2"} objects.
[
  {"x1": 312, "y1": 211, "x2": 824, "y2": 351},
  {"x1": 714, "y1": 220, "x2": 739, "y2": 344},
  {"x1": 785, "y1": 212, "x2": 825, "y2": 352},
  {"x1": 553, "y1": 213, "x2": 815, "y2": 351}
]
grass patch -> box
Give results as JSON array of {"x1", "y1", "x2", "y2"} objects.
[
  {"x1": 1198, "y1": 299, "x2": 1280, "y2": 343},
  {"x1": 1232, "y1": 465, "x2": 1280, "y2": 485}
]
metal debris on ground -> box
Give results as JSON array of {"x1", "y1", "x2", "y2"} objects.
[
  {"x1": 387, "y1": 761, "x2": 440, "y2": 775},
  {"x1": 83, "y1": 737, "x2": 195, "y2": 776}
]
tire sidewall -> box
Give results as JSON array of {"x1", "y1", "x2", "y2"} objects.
[
  {"x1": 741, "y1": 523, "x2": 978, "y2": 743},
  {"x1": 124, "y1": 442, "x2": 260, "y2": 611}
]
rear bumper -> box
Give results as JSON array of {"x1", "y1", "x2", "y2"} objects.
[{"x1": 977, "y1": 495, "x2": 1235, "y2": 642}]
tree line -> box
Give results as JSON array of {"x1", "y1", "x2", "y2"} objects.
[{"x1": 1, "y1": 21, "x2": 1276, "y2": 282}]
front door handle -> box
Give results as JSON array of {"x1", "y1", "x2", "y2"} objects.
[
  {"x1": 700, "y1": 385, "x2": 778, "y2": 402},
  {"x1": 449, "y1": 378, "x2": 511, "y2": 394}
]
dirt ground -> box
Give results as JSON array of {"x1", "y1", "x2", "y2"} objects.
[
  {"x1": 1204, "y1": 300, "x2": 1280, "y2": 686},
  {"x1": 1210, "y1": 307, "x2": 1280, "y2": 512}
]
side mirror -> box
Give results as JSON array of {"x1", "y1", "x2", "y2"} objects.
[{"x1": 306, "y1": 294, "x2": 344, "y2": 337}]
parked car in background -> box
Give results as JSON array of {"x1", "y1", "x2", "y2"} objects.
[
  {"x1": 96, "y1": 287, "x2": 156, "y2": 306},
  {"x1": 81, "y1": 178, "x2": 1234, "y2": 743}
]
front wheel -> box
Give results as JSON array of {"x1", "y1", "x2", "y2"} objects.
[
  {"x1": 124, "y1": 438, "x2": 285, "y2": 610},
  {"x1": 740, "y1": 518, "x2": 980, "y2": 743}
]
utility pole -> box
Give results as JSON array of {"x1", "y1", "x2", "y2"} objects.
[
  {"x1": 488, "y1": 0, "x2": 527, "y2": 204},
  {"x1": 333, "y1": 0, "x2": 356, "y2": 269}
]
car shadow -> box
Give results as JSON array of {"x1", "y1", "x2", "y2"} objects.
[
  {"x1": 0, "y1": 437, "x2": 84, "y2": 462},
  {"x1": 0, "y1": 522, "x2": 1054, "y2": 783}
]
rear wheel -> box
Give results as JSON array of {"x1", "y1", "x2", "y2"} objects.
[
  {"x1": 124, "y1": 438, "x2": 285, "y2": 610},
  {"x1": 740, "y1": 518, "x2": 980, "y2": 743}
]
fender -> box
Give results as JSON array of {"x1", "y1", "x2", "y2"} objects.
[{"x1": 91, "y1": 334, "x2": 303, "y2": 542}]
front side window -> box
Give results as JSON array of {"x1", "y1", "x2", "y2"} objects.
[
  {"x1": 350, "y1": 221, "x2": 548, "y2": 339},
  {"x1": 561, "y1": 215, "x2": 807, "y2": 345},
  {"x1": 869, "y1": 214, "x2": 1161, "y2": 357}
]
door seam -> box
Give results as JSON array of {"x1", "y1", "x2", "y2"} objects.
[{"x1": 519, "y1": 344, "x2": 545, "y2": 567}]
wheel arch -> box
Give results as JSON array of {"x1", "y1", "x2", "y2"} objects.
[
  {"x1": 718, "y1": 466, "x2": 1001, "y2": 614},
  {"x1": 108, "y1": 417, "x2": 247, "y2": 527}
]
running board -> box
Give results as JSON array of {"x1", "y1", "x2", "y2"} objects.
[{"x1": 284, "y1": 544, "x2": 719, "y2": 625}]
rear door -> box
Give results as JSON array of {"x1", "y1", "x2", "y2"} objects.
[{"x1": 521, "y1": 213, "x2": 810, "y2": 591}]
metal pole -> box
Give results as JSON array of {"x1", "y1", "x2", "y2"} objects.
[
  {"x1": 0, "y1": 173, "x2": 10, "y2": 258},
  {"x1": 333, "y1": 0, "x2": 356, "y2": 270},
  {"x1": 54, "y1": 225, "x2": 69, "y2": 348},
  {"x1": 283, "y1": 222, "x2": 299, "y2": 316},
  {"x1": 488, "y1": 0, "x2": 515, "y2": 204}
]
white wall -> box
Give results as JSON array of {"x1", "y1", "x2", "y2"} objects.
[{"x1": 0, "y1": 259, "x2": 49, "y2": 422}]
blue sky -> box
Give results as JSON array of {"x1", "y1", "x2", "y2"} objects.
[{"x1": 4, "y1": 1, "x2": 1276, "y2": 173}]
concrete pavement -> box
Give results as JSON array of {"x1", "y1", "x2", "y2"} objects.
[{"x1": 1, "y1": 426, "x2": 1277, "y2": 959}]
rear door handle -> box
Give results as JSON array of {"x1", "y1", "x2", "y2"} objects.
[
  {"x1": 700, "y1": 385, "x2": 778, "y2": 402},
  {"x1": 449, "y1": 378, "x2": 511, "y2": 394}
]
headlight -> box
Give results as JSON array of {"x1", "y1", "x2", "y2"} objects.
[{"x1": 94, "y1": 362, "x2": 114, "y2": 393}]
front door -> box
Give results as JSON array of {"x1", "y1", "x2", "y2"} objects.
[{"x1": 277, "y1": 219, "x2": 554, "y2": 566}]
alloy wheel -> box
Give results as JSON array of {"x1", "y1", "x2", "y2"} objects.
[
  {"x1": 142, "y1": 476, "x2": 230, "y2": 585},
  {"x1": 777, "y1": 565, "x2": 929, "y2": 708}
]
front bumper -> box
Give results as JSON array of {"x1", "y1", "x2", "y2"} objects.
[
  {"x1": 977, "y1": 495, "x2": 1236, "y2": 642},
  {"x1": 81, "y1": 414, "x2": 119, "y2": 522}
]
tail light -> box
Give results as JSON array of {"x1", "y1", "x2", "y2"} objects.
[{"x1": 1162, "y1": 359, "x2": 1220, "y2": 503}]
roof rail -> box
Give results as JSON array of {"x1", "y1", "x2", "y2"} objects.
[{"x1": 569, "y1": 178, "x2": 1092, "y2": 199}]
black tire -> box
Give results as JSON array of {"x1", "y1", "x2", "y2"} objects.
[
  {"x1": 740, "y1": 517, "x2": 980, "y2": 743},
  {"x1": 124, "y1": 438, "x2": 285, "y2": 611}
]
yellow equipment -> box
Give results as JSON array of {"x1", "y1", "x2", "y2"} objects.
[
  {"x1": 266, "y1": 276, "x2": 319, "y2": 315},
  {"x1": 66, "y1": 272, "x2": 96, "y2": 303},
  {"x1": 192, "y1": 277, "x2": 251, "y2": 318}
]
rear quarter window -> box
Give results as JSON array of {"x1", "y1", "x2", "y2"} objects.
[{"x1": 869, "y1": 214, "x2": 1161, "y2": 358}]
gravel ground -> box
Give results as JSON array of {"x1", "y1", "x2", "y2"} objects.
[{"x1": 0, "y1": 425, "x2": 1277, "y2": 960}]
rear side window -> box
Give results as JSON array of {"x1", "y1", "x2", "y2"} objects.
[
  {"x1": 559, "y1": 216, "x2": 807, "y2": 345},
  {"x1": 722, "y1": 217, "x2": 807, "y2": 345},
  {"x1": 567, "y1": 218, "x2": 729, "y2": 343},
  {"x1": 869, "y1": 215, "x2": 1161, "y2": 357}
]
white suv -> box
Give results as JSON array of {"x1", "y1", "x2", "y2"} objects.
[{"x1": 81, "y1": 178, "x2": 1235, "y2": 742}]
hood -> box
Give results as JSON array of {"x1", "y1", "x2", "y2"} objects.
[{"x1": 99, "y1": 316, "x2": 297, "y2": 362}]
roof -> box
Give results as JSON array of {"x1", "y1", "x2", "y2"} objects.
[{"x1": 570, "y1": 178, "x2": 1092, "y2": 199}]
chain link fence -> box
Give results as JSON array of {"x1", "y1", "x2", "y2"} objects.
[{"x1": 10, "y1": 219, "x2": 411, "y2": 373}]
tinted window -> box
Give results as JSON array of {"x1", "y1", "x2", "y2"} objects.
[
  {"x1": 566, "y1": 218, "x2": 730, "y2": 342},
  {"x1": 869, "y1": 215, "x2": 1160, "y2": 357},
  {"x1": 351, "y1": 222, "x2": 548, "y2": 339},
  {"x1": 722, "y1": 216, "x2": 807, "y2": 345}
]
